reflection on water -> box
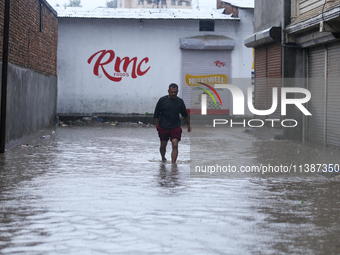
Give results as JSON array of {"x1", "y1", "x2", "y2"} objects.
[
  {"x1": 158, "y1": 163, "x2": 180, "y2": 188},
  {"x1": 0, "y1": 126, "x2": 340, "y2": 254},
  {"x1": 249, "y1": 177, "x2": 340, "y2": 254},
  {"x1": 191, "y1": 126, "x2": 340, "y2": 179}
]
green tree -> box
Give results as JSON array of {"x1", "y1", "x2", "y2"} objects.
[
  {"x1": 106, "y1": 0, "x2": 117, "y2": 8},
  {"x1": 64, "y1": 0, "x2": 82, "y2": 7}
]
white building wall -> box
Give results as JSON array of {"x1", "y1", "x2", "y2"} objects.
[
  {"x1": 230, "y1": 8, "x2": 254, "y2": 79},
  {"x1": 230, "y1": 8, "x2": 254, "y2": 117},
  {"x1": 57, "y1": 15, "x2": 254, "y2": 115},
  {"x1": 117, "y1": 0, "x2": 192, "y2": 9}
]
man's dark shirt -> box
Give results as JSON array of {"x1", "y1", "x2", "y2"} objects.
[{"x1": 154, "y1": 95, "x2": 189, "y2": 130}]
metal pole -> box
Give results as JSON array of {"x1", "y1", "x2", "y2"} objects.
[
  {"x1": 1, "y1": 0, "x2": 11, "y2": 153},
  {"x1": 303, "y1": 49, "x2": 308, "y2": 142},
  {"x1": 324, "y1": 45, "x2": 327, "y2": 146}
]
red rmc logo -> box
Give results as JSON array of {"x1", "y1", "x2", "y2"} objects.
[
  {"x1": 214, "y1": 61, "x2": 226, "y2": 68},
  {"x1": 88, "y1": 50, "x2": 151, "y2": 82}
]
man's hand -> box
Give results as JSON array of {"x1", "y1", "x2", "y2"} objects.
[
  {"x1": 184, "y1": 117, "x2": 191, "y2": 132},
  {"x1": 155, "y1": 118, "x2": 159, "y2": 130}
]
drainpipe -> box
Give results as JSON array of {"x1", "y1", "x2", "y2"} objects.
[
  {"x1": 302, "y1": 49, "x2": 307, "y2": 141},
  {"x1": 281, "y1": 0, "x2": 286, "y2": 137},
  {"x1": 0, "y1": 0, "x2": 11, "y2": 153},
  {"x1": 281, "y1": 0, "x2": 285, "y2": 78}
]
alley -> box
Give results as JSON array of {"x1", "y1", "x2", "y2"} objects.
[{"x1": 1, "y1": 125, "x2": 340, "y2": 254}]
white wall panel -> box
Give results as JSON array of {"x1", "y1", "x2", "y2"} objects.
[{"x1": 57, "y1": 17, "x2": 254, "y2": 115}]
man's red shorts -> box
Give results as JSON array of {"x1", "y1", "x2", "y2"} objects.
[{"x1": 157, "y1": 125, "x2": 182, "y2": 141}]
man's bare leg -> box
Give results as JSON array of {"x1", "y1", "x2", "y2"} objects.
[
  {"x1": 171, "y1": 139, "x2": 179, "y2": 163},
  {"x1": 160, "y1": 140, "x2": 168, "y2": 162}
]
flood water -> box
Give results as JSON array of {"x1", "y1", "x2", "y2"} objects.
[{"x1": 1, "y1": 125, "x2": 340, "y2": 254}]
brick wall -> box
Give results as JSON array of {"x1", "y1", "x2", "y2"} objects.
[
  {"x1": 0, "y1": 0, "x2": 58, "y2": 76},
  {"x1": 216, "y1": 0, "x2": 239, "y2": 18}
]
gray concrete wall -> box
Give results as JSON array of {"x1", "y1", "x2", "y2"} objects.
[
  {"x1": 254, "y1": 0, "x2": 282, "y2": 32},
  {"x1": 1, "y1": 63, "x2": 58, "y2": 147}
]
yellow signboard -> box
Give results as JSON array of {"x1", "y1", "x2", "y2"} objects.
[{"x1": 185, "y1": 74, "x2": 229, "y2": 86}]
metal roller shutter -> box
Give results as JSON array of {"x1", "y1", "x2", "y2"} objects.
[
  {"x1": 254, "y1": 43, "x2": 281, "y2": 119},
  {"x1": 267, "y1": 43, "x2": 282, "y2": 119},
  {"x1": 254, "y1": 46, "x2": 267, "y2": 112},
  {"x1": 307, "y1": 46, "x2": 325, "y2": 143},
  {"x1": 326, "y1": 42, "x2": 340, "y2": 147},
  {"x1": 181, "y1": 50, "x2": 231, "y2": 115}
]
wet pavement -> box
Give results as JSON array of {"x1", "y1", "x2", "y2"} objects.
[{"x1": 1, "y1": 125, "x2": 340, "y2": 254}]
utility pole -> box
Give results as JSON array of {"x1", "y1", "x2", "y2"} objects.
[{"x1": 1, "y1": 0, "x2": 11, "y2": 153}]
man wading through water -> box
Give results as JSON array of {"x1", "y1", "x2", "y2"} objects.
[{"x1": 154, "y1": 83, "x2": 191, "y2": 163}]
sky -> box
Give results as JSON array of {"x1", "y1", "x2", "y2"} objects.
[{"x1": 46, "y1": 0, "x2": 216, "y2": 9}]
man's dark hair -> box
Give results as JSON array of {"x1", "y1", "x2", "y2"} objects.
[{"x1": 169, "y1": 83, "x2": 178, "y2": 89}]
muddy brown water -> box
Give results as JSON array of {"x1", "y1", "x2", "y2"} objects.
[{"x1": 1, "y1": 125, "x2": 340, "y2": 254}]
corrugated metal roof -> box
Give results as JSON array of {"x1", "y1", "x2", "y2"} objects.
[
  {"x1": 221, "y1": 0, "x2": 254, "y2": 8},
  {"x1": 56, "y1": 7, "x2": 238, "y2": 20}
]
